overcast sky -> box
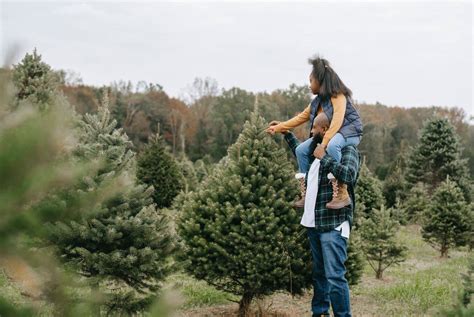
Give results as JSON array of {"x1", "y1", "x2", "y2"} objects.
[{"x1": 1, "y1": 0, "x2": 473, "y2": 117}]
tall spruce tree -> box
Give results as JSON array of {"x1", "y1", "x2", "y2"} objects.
[
  {"x1": 47, "y1": 96, "x2": 174, "y2": 314},
  {"x1": 177, "y1": 112, "x2": 312, "y2": 316},
  {"x1": 406, "y1": 118, "x2": 472, "y2": 201},
  {"x1": 137, "y1": 134, "x2": 184, "y2": 208},
  {"x1": 359, "y1": 205, "x2": 407, "y2": 279},
  {"x1": 421, "y1": 178, "x2": 471, "y2": 258},
  {"x1": 355, "y1": 161, "x2": 384, "y2": 221}
]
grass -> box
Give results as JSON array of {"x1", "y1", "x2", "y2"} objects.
[
  {"x1": 0, "y1": 268, "x2": 25, "y2": 305},
  {"x1": 350, "y1": 224, "x2": 470, "y2": 316},
  {"x1": 163, "y1": 273, "x2": 238, "y2": 309},
  {"x1": 1, "y1": 224, "x2": 471, "y2": 316}
]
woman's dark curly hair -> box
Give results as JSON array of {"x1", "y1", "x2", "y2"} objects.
[{"x1": 308, "y1": 55, "x2": 352, "y2": 101}]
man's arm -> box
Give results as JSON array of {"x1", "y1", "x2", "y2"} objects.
[
  {"x1": 283, "y1": 132, "x2": 301, "y2": 157},
  {"x1": 320, "y1": 146, "x2": 360, "y2": 184}
]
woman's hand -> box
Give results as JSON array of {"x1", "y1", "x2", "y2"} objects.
[{"x1": 265, "y1": 121, "x2": 285, "y2": 135}]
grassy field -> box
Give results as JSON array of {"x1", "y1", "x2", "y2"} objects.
[
  {"x1": 168, "y1": 225, "x2": 470, "y2": 316},
  {"x1": 1, "y1": 225, "x2": 471, "y2": 316}
]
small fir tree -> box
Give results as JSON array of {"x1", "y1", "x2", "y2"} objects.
[
  {"x1": 401, "y1": 182, "x2": 430, "y2": 224},
  {"x1": 355, "y1": 161, "x2": 385, "y2": 221},
  {"x1": 421, "y1": 178, "x2": 471, "y2": 258},
  {"x1": 359, "y1": 205, "x2": 407, "y2": 279},
  {"x1": 137, "y1": 133, "x2": 184, "y2": 208},
  {"x1": 345, "y1": 229, "x2": 365, "y2": 286}
]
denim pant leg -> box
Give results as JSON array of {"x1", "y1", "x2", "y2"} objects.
[
  {"x1": 295, "y1": 138, "x2": 314, "y2": 173},
  {"x1": 326, "y1": 133, "x2": 361, "y2": 163},
  {"x1": 307, "y1": 228, "x2": 331, "y2": 315},
  {"x1": 320, "y1": 230, "x2": 352, "y2": 317}
]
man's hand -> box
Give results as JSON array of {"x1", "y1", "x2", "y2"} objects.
[
  {"x1": 265, "y1": 120, "x2": 285, "y2": 135},
  {"x1": 313, "y1": 143, "x2": 327, "y2": 159}
]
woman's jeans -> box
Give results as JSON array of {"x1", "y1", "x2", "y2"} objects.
[
  {"x1": 307, "y1": 228, "x2": 352, "y2": 317},
  {"x1": 295, "y1": 133, "x2": 361, "y2": 173}
]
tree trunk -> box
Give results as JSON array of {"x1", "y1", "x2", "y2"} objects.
[
  {"x1": 376, "y1": 253, "x2": 383, "y2": 279},
  {"x1": 440, "y1": 244, "x2": 449, "y2": 258},
  {"x1": 238, "y1": 293, "x2": 253, "y2": 317},
  {"x1": 376, "y1": 268, "x2": 383, "y2": 279}
]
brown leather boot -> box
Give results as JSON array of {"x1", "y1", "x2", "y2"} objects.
[
  {"x1": 326, "y1": 179, "x2": 351, "y2": 209},
  {"x1": 294, "y1": 177, "x2": 306, "y2": 208}
]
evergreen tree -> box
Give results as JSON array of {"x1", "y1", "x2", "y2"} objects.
[
  {"x1": 421, "y1": 178, "x2": 471, "y2": 258},
  {"x1": 137, "y1": 134, "x2": 184, "y2": 208},
  {"x1": 47, "y1": 96, "x2": 174, "y2": 314},
  {"x1": 389, "y1": 197, "x2": 408, "y2": 226},
  {"x1": 194, "y1": 159, "x2": 210, "y2": 183},
  {"x1": 438, "y1": 255, "x2": 474, "y2": 316},
  {"x1": 345, "y1": 230, "x2": 365, "y2": 286},
  {"x1": 401, "y1": 182, "x2": 430, "y2": 224},
  {"x1": 355, "y1": 161, "x2": 384, "y2": 221},
  {"x1": 359, "y1": 205, "x2": 407, "y2": 279},
  {"x1": 177, "y1": 112, "x2": 312, "y2": 316},
  {"x1": 176, "y1": 154, "x2": 199, "y2": 193},
  {"x1": 383, "y1": 163, "x2": 407, "y2": 208},
  {"x1": 12, "y1": 49, "x2": 59, "y2": 109},
  {"x1": 0, "y1": 59, "x2": 101, "y2": 316},
  {"x1": 406, "y1": 118, "x2": 472, "y2": 201}
]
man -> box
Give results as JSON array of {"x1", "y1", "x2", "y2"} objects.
[{"x1": 271, "y1": 113, "x2": 360, "y2": 317}]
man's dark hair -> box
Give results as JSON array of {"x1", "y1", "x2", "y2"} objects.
[{"x1": 308, "y1": 55, "x2": 352, "y2": 101}]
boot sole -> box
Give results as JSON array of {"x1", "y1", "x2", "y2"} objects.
[{"x1": 326, "y1": 198, "x2": 351, "y2": 209}]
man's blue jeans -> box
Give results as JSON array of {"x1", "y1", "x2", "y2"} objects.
[
  {"x1": 307, "y1": 228, "x2": 352, "y2": 317},
  {"x1": 295, "y1": 133, "x2": 361, "y2": 173}
]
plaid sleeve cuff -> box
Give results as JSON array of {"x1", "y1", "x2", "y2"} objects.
[{"x1": 283, "y1": 132, "x2": 300, "y2": 157}]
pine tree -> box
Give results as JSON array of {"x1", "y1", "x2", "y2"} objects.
[
  {"x1": 421, "y1": 178, "x2": 471, "y2": 258},
  {"x1": 46, "y1": 96, "x2": 175, "y2": 314},
  {"x1": 345, "y1": 229, "x2": 365, "y2": 286},
  {"x1": 0, "y1": 58, "x2": 101, "y2": 316},
  {"x1": 406, "y1": 118, "x2": 472, "y2": 202},
  {"x1": 383, "y1": 163, "x2": 407, "y2": 208},
  {"x1": 401, "y1": 182, "x2": 430, "y2": 224},
  {"x1": 194, "y1": 159, "x2": 210, "y2": 183},
  {"x1": 176, "y1": 154, "x2": 199, "y2": 193},
  {"x1": 359, "y1": 205, "x2": 407, "y2": 279},
  {"x1": 389, "y1": 197, "x2": 408, "y2": 225},
  {"x1": 177, "y1": 112, "x2": 312, "y2": 316},
  {"x1": 137, "y1": 134, "x2": 184, "y2": 208},
  {"x1": 12, "y1": 49, "x2": 59, "y2": 109},
  {"x1": 438, "y1": 254, "x2": 474, "y2": 316},
  {"x1": 355, "y1": 161, "x2": 384, "y2": 221}
]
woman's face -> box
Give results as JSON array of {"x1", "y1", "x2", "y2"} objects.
[{"x1": 309, "y1": 73, "x2": 320, "y2": 95}]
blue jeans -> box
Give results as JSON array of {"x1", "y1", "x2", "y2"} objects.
[
  {"x1": 307, "y1": 228, "x2": 351, "y2": 317},
  {"x1": 295, "y1": 133, "x2": 361, "y2": 173}
]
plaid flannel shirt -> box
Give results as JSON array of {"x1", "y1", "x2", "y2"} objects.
[{"x1": 284, "y1": 132, "x2": 361, "y2": 232}]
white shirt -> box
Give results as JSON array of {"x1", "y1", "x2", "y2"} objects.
[{"x1": 299, "y1": 158, "x2": 350, "y2": 239}]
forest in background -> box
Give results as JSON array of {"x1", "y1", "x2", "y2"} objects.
[{"x1": 57, "y1": 71, "x2": 474, "y2": 181}]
